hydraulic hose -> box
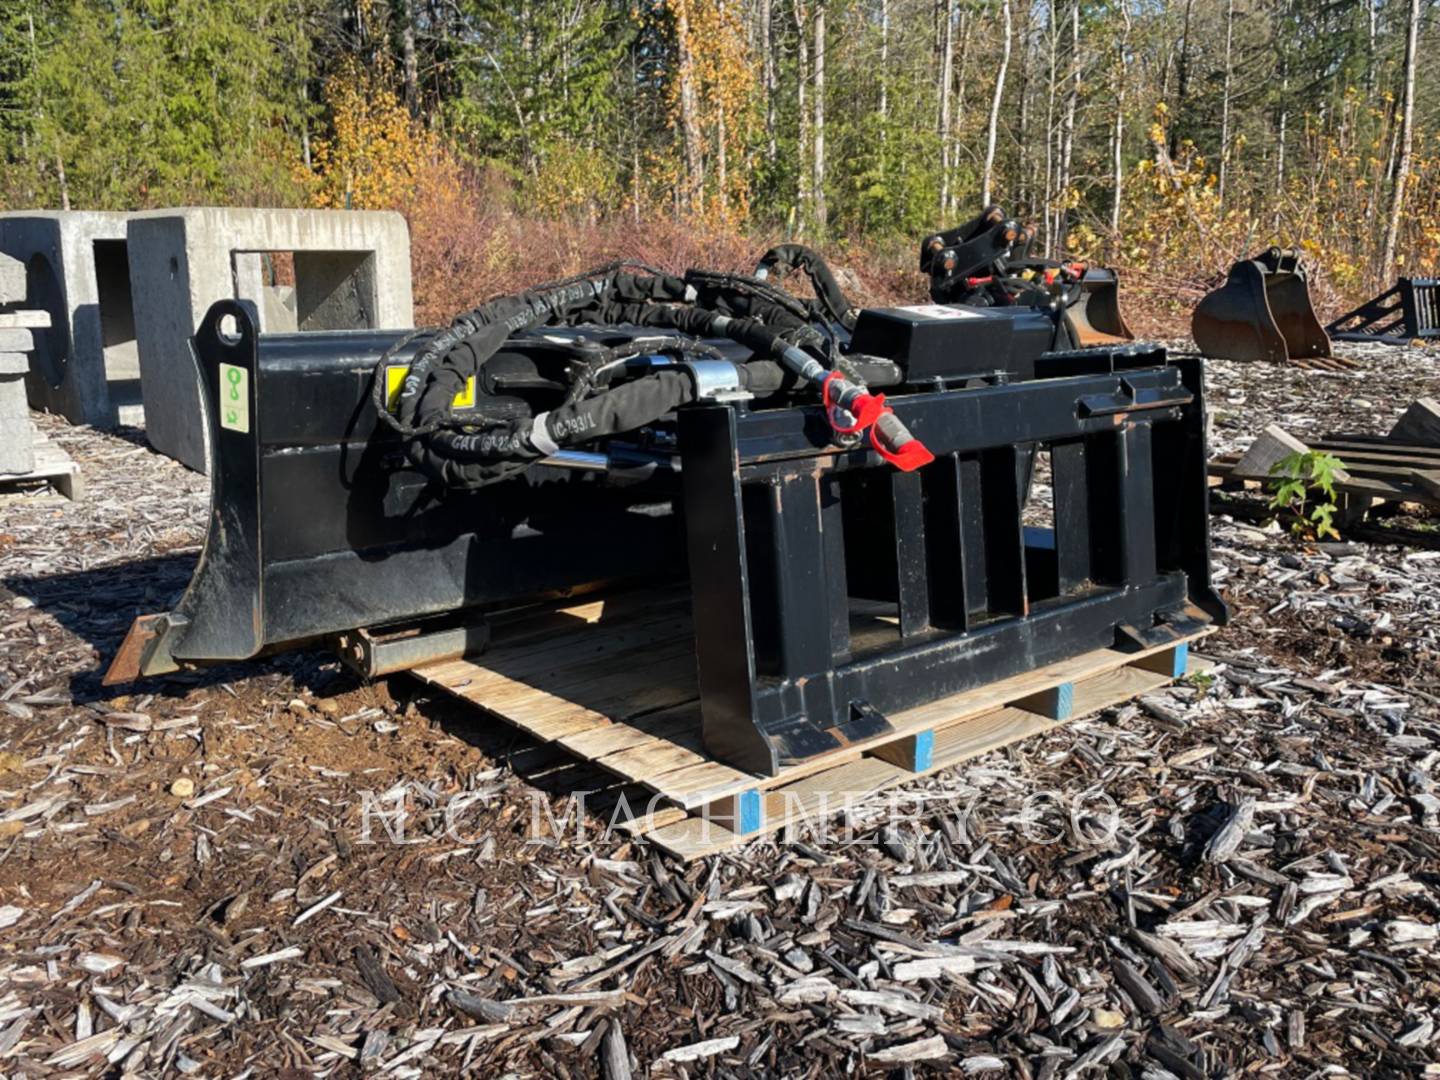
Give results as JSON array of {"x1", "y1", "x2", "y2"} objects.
[
  {"x1": 375, "y1": 251, "x2": 932, "y2": 487},
  {"x1": 753, "y1": 243, "x2": 858, "y2": 329}
]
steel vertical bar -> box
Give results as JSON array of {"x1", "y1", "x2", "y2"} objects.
[
  {"x1": 891, "y1": 470, "x2": 930, "y2": 638},
  {"x1": 1114, "y1": 423, "x2": 1157, "y2": 584},
  {"x1": 1050, "y1": 439, "x2": 1091, "y2": 593},
  {"x1": 980, "y1": 447, "x2": 1028, "y2": 616}
]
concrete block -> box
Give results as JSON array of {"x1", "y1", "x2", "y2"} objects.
[
  {"x1": 0, "y1": 379, "x2": 27, "y2": 420},
  {"x1": 0, "y1": 310, "x2": 51, "y2": 329},
  {"x1": 0, "y1": 211, "x2": 137, "y2": 427},
  {"x1": 0, "y1": 327, "x2": 34, "y2": 352},
  {"x1": 127, "y1": 208, "x2": 414, "y2": 472},
  {"x1": 0, "y1": 253, "x2": 23, "y2": 305},
  {"x1": 0, "y1": 353, "x2": 28, "y2": 375},
  {"x1": 0, "y1": 377, "x2": 33, "y2": 474}
]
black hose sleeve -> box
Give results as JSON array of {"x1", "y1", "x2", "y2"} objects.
[
  {"x1": 541, "y1": 369, "x2": 696, "y2": 449},
  {"x1": 755, "y1": 243, "x2": 857, "y2": 329}
]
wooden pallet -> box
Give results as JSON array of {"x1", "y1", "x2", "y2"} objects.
[
  {"x1": 409, "y1": 587, "x2": 1210, "y2": 860},
  {"x1": 1209, "y1": 413, "x2": 1440, "y2": 521},
  {"x1": 0, "y1": 425, "x2": 82, "y2": 500}
]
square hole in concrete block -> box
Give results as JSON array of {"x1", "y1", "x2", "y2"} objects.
[
  {"x1": 234, "y1": 249, "x2": 377, "y2": 333},
  {"x1": 92, "y1": 239, "x2": 141, "y2": 415}
]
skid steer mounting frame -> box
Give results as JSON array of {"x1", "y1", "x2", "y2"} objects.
[{"x1": 1326, "y1": 278, "x2": 1440, "y2": 344}]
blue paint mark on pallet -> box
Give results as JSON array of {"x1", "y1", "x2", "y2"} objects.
[
  {"x1": 1053, "y1": 682, "x2": 1074, "y2": 720},
  {"x1": 735, "y1": 789, "x2": 762, "y2": 835},
  {"x1": 912, "y1": 730, "x2": 934, "y2": 772}
]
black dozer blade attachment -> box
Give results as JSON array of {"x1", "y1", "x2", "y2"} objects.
[
  {"x1": 1192, "y1": 247, "x2": 1332, "y2": 363},
  {"x1": 103, "y1": 300, "x2": 686, "y2": 684},
  {"x1": 106, "y1": 296, "x2": 1225, "y2": 778}
]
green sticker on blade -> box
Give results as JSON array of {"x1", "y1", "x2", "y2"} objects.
[{"x1": 219, "y1": 363, "x2": 250, "y2": 433}]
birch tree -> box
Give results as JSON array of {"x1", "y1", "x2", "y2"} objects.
[
  {"x1": 1382, "y1": 0, "x2": 1420, "y2": 275},
  {"x1": 980, "y1": 0, "x2": 1011, "y2": 207}
]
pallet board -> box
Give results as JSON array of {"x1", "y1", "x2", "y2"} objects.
[
  {"x1": 409, "y1": 588, "x2": 1209, "y2": 859},
  {"x1": 1211, "y1": 433, "x2": 1440, "y2": 513},
  {"x1": 640, "y1": 658, "x2": 1205, "y2": 859},
  {"x1": 0, "y1": 425, "x2": 82, "y2": 501}
]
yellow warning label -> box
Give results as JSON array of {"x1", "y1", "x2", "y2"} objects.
[
  {"x1": 218, "y1": 362, "x2": 250, "y2": 433},
  {"x1": 385, "y1": 366, "x2": 475, "y2": 411}
]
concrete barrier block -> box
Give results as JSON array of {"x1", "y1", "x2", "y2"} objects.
[
  {"x1": 0, "y1": 211, "x2": 138, "y2": 428},
  {"x1": 127, "y1": 208, "x2": 414, "y2": 472}
]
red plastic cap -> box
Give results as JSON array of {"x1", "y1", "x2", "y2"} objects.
[{"x1": 872, "y1": 430, "x2": 935, "y2": 472}]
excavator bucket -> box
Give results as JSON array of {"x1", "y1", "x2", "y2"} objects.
[
  {"x1": 1066, "y1": 268, "x2": 1135, "y2": 348},
  {"x1": 1192, "y1": 248, "x2": 1332, "y2": 363}
]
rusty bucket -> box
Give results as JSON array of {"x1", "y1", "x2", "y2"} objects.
[
  {"x1": 1066, "y1": 267, "x2": 1135, "y2": 347},
  {"x1": 1192, "y1": 248, "x2": 1332, "y2": 363}
]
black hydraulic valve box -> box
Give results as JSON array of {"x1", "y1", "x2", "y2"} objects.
[{"x1": 847, "y1": 304, "x2": 1056, "y2": 384}]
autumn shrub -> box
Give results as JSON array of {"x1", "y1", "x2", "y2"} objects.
[{"x1": 1081, "y1": 102, "x2": 1440, "y2": 337}]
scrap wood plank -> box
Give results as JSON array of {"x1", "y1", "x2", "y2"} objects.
[
  {"x1": 430, "y1": 656, "x2": 698, "y2": 744},
  {"x1": 446, "y1": 638, "x2": 697, "y2": 716},
  {"x1": 485, "y1": 585, "x2": 691, "y2": 643},
  {"x1": 556, "y1": 704, "x2": 700, "y2": 761},
  {"x1": 1390, "y1": 398, "x2": 1440, "y2": 447},
  {"x1": 1312, "y1": 439, "x2": 1440, "y2": 464},
  {"x1": 1210, "y1": 454, "x2": 1415, "y2": 502},
  {"x1": 1229, "y1": 424, "x2": 1321, "y2": 481}
]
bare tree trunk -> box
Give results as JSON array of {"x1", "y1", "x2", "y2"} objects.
[
  {"x1": 673, "y1": 0, "x2": 704, "y2": 215},
  {"x1": 717, "y1": 110, "x2": 728, "y2": 214},
  {"x1": 813, "y1": 0, "x2": 827, "y2": 232},
  {"x1": 300, "y1": 83, "x2": 312, "y2": 170},
  {"x1": 981, "y1": 0, "x2": 1012, "y2": 207},
  {"x1": 1016, "y1": 1, "x2": 1032, "y2": 211},
  {"x1": 1366, "y1": 0, "x2": 1378, "y2": 94},
  {"x1": 1170, "y1": 0, "x2": 1194, "y2": 157},
  {"x1": 938, "y1": 0, "x2": 955, "y2": 213},
  {"x1": 879, "y1": 0, "x2": 889, "y2": 123},
  {"x1": 1217, "y1": 0, "x2": 1235, "y2": 207},
  {"x1": 1382, "y1": 0, "x2": 1420, "y2": 275},
  {"x1": 401, "y1": 0, "x2": 419, "y2": 115},
  {"x1": 1056, "y1": 0, "x2": 1079, "y2": 252},
  {"x1": 1043, "y1": 0, "x2": 1058, "y2": 249},
  {"x1": 1110, "y1": 0, "x2": 1131, "y2": 243},
  {"x1": 953, "y1": 8, "x2": 971, "y2": 205},
  {"x1": 1275, "y1": 65, "x2": 1288, "y2": 214},
  {"x1": 795, "y1": 0, "x2": 811, "y2": 224},
  {"x1": 761, "y1": 0, "x2": 777, "y2": 164}
]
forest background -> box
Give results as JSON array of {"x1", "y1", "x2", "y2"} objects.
[{"x1": 1, "y1": 0, "x2": 1435, "y2": 332}]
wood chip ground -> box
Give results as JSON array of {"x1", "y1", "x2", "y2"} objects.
[{"x1": 0, "y1": 340, "x2": 1438, "y2": 1075}]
